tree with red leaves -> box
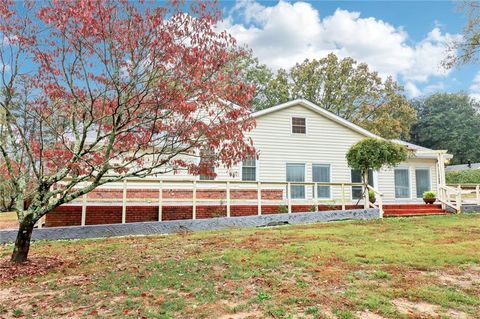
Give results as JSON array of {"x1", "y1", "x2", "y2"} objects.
[{"x1": 0, "y1": 0, "x2": 255, "y2": 263}]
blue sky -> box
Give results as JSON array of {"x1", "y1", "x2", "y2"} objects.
[{"x1": 218, "y1": 0, "x2": 478, "y2": 99}]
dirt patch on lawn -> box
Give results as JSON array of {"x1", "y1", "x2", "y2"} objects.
[
  {"x1": 435, "y1": 266, "x2": 480, "y2": 290},
  {"x1": 0, "y1": 256, "x2": 73, "y2": 282},
  {"x1": 356, "y1": 310, "x2": 387, "y2": 319},
  {"x1": 392, "y1": 298, "x2": 440, "y2": 317}
]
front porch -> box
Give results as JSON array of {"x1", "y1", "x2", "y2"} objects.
[{"x1": 41, "y1": 178, "x2": 458, "y2": 228}]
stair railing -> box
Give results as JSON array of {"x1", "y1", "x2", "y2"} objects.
[
  {"x1": 438, "y1": 185, "x2": 461, "y2": 213},
  {"x1": 367, "y1": 185, "x2": 384, "y2": 218}
]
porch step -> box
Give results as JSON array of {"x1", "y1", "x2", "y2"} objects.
[
  {"x1": 383, "y1": 204, "x2": 449, "y2": 217},
  {"x1": 383, "y1": 204, "x2": 443, "y2": 209}
]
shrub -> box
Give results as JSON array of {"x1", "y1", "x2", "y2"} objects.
[
  {"x1": 423, "y1": 191, "x2": 436, "y2": 199},
  {"x1": 446, "y1": 169, "x2": 480, "y2": 184},
  {"x1": 278, "y1": 205, "x2": 288, "y2": 214},
  {"x1": 368, "y1": 190, "x2": 376, "y2": 203}
]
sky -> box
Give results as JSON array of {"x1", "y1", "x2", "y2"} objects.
[{"x1": 217, "y1": 0, "x2": 479, "y2": 99}]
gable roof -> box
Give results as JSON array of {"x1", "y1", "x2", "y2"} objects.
[
  {"x1": 251, "y1": 99, "x2": 451, "y2": 159},
  {"x1": 252, "y1": 99, "x2": 380, "y2": 139}
]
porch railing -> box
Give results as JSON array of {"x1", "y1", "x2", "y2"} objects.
[
  {"x1": 53, "y1": 178, "x2": 383, "y2": 226},
  {"x1": 367, "y1": 185, "x2": 384, "y2": 217},
  {"x1": 447, "y1": 184, "x2": 480, "y2": 206},
  {"x1": 438, "y1": 185, "x2": 462, "y2": 213}
]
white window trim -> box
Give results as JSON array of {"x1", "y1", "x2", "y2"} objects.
[
  {"x1": 286, "y1": 162, "x2": 307, "y2": 199},
  {"x1": 312, "y1": 163, "x2": 332, "y2": 200},
  {"x1": 415, "y1": 167, "x2": 432, "y2": 198},
  {"x1": 241, "y1": 156, "x2": 258, "y2": 182},
  {"x1": 394, "y1": 166, "x2": 411, "y2": 199},
  {"x1": 290, "y1": 116, "x2": 307, "y2": 135}
]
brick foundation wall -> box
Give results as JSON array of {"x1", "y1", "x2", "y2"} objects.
[
  {"x1": 45, "y1": 203, "x2": 362, "y2": 227},
  {"x1": 83, "y1": 188, "x2": 284, "y2": 200}
]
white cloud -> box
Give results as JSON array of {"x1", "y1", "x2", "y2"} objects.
[
  {"x1": 221, "y1": 0, "x2": 461, "y2": 87},
  {"x1": 404, "y1": 82, "x2": 422, "y2": 98},
  {"x1": 469, "y1": 72, "x2": 480, "y2": 100}
]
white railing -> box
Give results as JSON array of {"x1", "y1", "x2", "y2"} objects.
[
  {"x1": 438, "y1": 185, "x2": 462, "y2": 213},
  {"x1": 447, "y1": 184, "x2": 480, "y2": 206},
  {"x1": 367, "y1": 185, "x2": 384, "y2": 218},
  {"x1": 57, "y1": 178, "x2": 379, "y2": 226}
]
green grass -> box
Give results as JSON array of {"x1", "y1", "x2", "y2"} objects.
[{"x1": 1, "y1": 214, "x2": 480, "y2": 318}]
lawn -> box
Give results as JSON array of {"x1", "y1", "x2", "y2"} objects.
[
  {"x1": 1, "y1": 215, "x2": 479, "y2": 319},
  {"x1": 0, "y1": 212, "x2": 17, "y2": 230}
]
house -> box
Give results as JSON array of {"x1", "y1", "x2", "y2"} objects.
[
  {"x1": 191, "y1": 99, "x2": 452, "y2": 201},
  {"x1": 45, "y1": 99, "x2": 454, "y2": 227},
  {"x1": 446, "y1": 162, "x2": 480, "y2": 171}
]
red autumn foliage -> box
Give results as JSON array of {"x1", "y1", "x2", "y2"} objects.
[{"x1": 0, "y1": 0, "x2": 256, "y2": 262}]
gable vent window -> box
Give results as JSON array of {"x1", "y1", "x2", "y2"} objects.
[{"x1": 292, "y1": 117, "x2": 306, "y2": 134}]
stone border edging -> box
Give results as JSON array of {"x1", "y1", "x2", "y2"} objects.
[
  {"x1": 0, "y1": 208, "x2": 379, "y2": 244},
  {"x1": 462, "y1": 205, "x2": 480, "y2": 213}
]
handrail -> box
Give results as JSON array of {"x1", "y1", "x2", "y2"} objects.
[
  {"x1": 446, "y1": 183, "x2": 480, "y2": 206},
  {"x1": 438, "y1": 185, "x2": 462, "y2": 213}
]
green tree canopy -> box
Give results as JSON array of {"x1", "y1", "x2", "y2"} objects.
[
  {"x1": 346, "y1": 138, "x2": 409, "y2": 179},
  {"x1": 241, "y1": 53, "x2": 416, "y2": 139},
  {"x1": 410, "y1": 93, "x2": 480, "y2": 164}
]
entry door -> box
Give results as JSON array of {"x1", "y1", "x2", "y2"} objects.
[
  {"x1": 394, "y1": 168, "x2": 410, "y2": 198},
  {"x1": 415, "y1": 168, "x2": 431, "y2": 198}
]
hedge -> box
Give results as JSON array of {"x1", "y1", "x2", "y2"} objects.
[{"x1": 446, "y1": 169, "x2": 480, "y2": 184}]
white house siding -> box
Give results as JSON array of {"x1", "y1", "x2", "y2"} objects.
[
  {"x1": 377, "y1": 158, "x2": 438, "y2": 202},
  {"x1": 153, "y1": 102, "x2": 441, "y2": 202}
]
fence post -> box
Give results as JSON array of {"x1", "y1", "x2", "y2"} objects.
[
  {"x1": 313, "y1": 182, "x2": 318, "y2": 212},
  {"x1": 81, "y1": 193, "x2": 87, "y2": 226},
  {"x1": 158, "y1": 180, "x2": 163, "y2": 221},
  {"x1": 341, "y1": 183, "x2": 346, "y2": 210},
  {"x1": 378, "y1": 193, "x2": 383, "y2": 218},
  {"x1": 192, "y1": 180, "x2": 197, "y2": 220},
  {"x1": 226, "y1": 181, "x2": 231, "y2": 218},
  {"x1": 122, "y1": 180, "x2": 127, "y2": 224},
  {"x1": 257, "y1": 181, "x2": 262, "y2": 215},
  {"x1": 287, "y1": 182, "x2": 292, "y2": 214},
  {"x1": 476, "y1": 185, "x2": 480, "y2": 205},
  {"x1": 456, "y1": 185, "x2": 462, "y2": 213}
]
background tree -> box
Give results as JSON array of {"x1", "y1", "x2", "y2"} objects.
[
  {"x1": 0, "y1": 0, "x2": 255, "y2": 263},
  {"x1": 346, "y1": 138, "x2": 409, "y2": 203},
  {"x1": 410, "y1": 93, "x2": 480, "y2": 164},
  {"x1": 444, "y1": 0, "x2": 480, "y2": 67},
  {"x1": 242, "y1": 53, "x2": 416, "y2": 139}
]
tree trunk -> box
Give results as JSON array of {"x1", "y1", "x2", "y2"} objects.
[{"x1": 11, "y1": 220, "x2": 35, "y2": 263}]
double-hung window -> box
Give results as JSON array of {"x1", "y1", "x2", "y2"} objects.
[
  {"x1": 199, "y1": 150, "x2": 215, "y2": 181},
  {"x1": 242, "y1": 156, "x2": 256, "y2": 181},
  {"x1": 286, "y1": 163, "x2": 305, "y2": 199},
  {"x1": 312, "y1": 164, "x2": 331, "y2": 199},
  {"x1": 291, "y1": 117, "x2": 306, "y2": 134}
]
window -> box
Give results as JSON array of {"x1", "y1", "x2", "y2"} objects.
[
  {"x1": 312, "y1": 164, "x2": 331, "y2": 199},
  {"x1": 286, "y1": 163, "x2": 305, "y2": 199},
  {"x1": 291, "y1": 117, "x2": 306, "y2": 134},
  {"x1": 415, "y1": 168, "x2": 430, "y2": 198},
  {"x1": 394, "y1": 168, "x2": 410, "y2": 198},
  {"x1": 242, "y1": 156, "x2": 256, "y2": 181},
  {"x1": 199, "y1": 150, "x2": 215, "y2": 181},
  {"x1": 351, "y1": 169, "x2": 374, "y2": 199}
]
